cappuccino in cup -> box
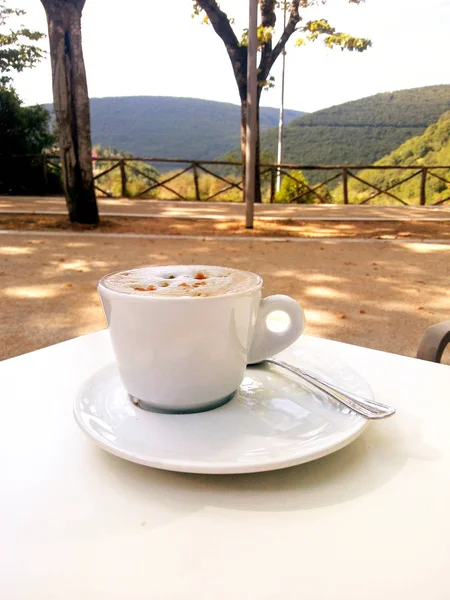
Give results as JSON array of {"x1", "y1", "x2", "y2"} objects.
[
  {"x1": 99, "y1": 265, "x2": 305, "y2": 413},
  {"x1": 102, "y1": 265, "x2": 260, "y2": 297}
]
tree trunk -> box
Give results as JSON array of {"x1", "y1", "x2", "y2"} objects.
[
  {"x1": 41, "y1": 0, "x2": 98, "y2": 225},
  {"x1": 240, "y1": 96, "x2": 262, "y2": 204},
  {"x1": 194, "y1": 1, "x2": 303, "y2": 207}
]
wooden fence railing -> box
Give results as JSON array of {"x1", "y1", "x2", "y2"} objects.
[{"x1": 3, "y1": 155, "x2": 450, "y2": 205}]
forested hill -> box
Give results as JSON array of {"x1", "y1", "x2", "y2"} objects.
[
  {"x1": 260, "y1": 85, "x2": 450, "y2": 166},
  {"x1": 46, "y1": 96, "x2": 304, "y2": 160}
]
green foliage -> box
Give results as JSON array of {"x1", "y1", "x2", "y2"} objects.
[
  {"x1": 0, "y1": 0, "x2": 45, "y2": 84},
  {"x1": 297, "y1": 17, "x2": 371, "y2": 52},
  {"x1": 258, "y1": 85, "x2": 450, "y2": 184},
  {"x1": 333, "y1": 111, "x2": 450, "y2": 205},
  {"x1": 0, "y1": 86, "x2": 53, "y2": 153},
  {"x1": 45, "y1": 97, "x2": 303, "y2": 165},
  {"x1": 0, "y1": 85, "x2": 57, "y2": 194},
  {"x1": 275, "y1": 169, "x2": 317, "y2": 203},
  {"x1": 0, "y1": 1, "x2": 49, "y2": 193},
  {"x1": 193, "y1": 1, "x2": 370, "y2": 61}
]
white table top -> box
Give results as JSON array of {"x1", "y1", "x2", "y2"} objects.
[{"x1": 2, "y1": 331, "x2": 450, "y2": 600}]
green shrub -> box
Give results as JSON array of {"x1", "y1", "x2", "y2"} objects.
[
  {"x1": 0, "y1": 86, "x2": 57, "y2": 195},
  {"x1": 275, "y1": 170, "x2": 317, "y2": 203}
]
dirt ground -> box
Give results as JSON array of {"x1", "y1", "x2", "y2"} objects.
[{"x1": 2, "y1": 230, "x2": 450, "y2": 362}]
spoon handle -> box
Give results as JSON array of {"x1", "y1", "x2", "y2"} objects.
[{"x1": 264, "y1": 358, "x2": 396, "y2": 420}]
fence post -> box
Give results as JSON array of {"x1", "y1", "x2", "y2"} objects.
[
  {"x1": 193, "y1": 163, "x2": 201, "y2": 201},
  {"x1": 420, "y1": 168, "x2": 427, "y2": 205},
  {"x1": 120, "y1": 159, "x2": 127, "y2": 198},
  {"x1": 270, "y1": 166, "x2": 276, "y2": 203},
  {"x1": 342, "y1": 168, "x2": 349, "y2": 204}
]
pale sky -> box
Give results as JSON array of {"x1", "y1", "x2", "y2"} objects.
[{"x1": 8, "y1": 0, "x2": 450, "y2": 113}]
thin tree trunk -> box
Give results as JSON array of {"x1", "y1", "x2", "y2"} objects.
[
  {"x1": 41, "y1": 0, "x2": 98, "y2": 225},
  {"x1": 194, "y1": 1, "x2": 303, "y2": 207}
]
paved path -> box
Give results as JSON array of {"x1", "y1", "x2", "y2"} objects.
[
  {"x1": 1, "y1": 229, "x2": 449, "y2": 244},
  {"x1": 2, "y1": 196, "x2": 450, "y2": 221}
]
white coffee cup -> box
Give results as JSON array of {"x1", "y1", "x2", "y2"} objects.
[{"x1": 98, "y1": 265, "x2": 305, "y2": 413}]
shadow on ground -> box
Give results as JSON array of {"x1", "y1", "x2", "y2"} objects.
[{"x1": 1, "y1": 233, "x2": 450, "y2": 361}]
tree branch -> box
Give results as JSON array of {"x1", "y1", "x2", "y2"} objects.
[
  {"x1": 260, "y1": 0, "x2": 276, "y2": 28},
  {"x1": 258, "y1": 0, "x2": 276, "y2": 88},
  {"x1": 259, "y1": 0, "x2": 300, "y2": 84},
  {"x1": 194, "y1": 0, "x2": 246, "y2": 92}
]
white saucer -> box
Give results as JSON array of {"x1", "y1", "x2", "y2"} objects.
[{"x1": 74, "y1": 346, "x2": 371, "y2": 474}]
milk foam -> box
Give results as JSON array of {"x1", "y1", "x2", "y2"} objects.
[{"x1": 102, "y1": 265, "x2": 260, "y2": 297}]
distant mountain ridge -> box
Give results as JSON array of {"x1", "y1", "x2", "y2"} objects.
[
  {"x1": 45, "y1": 96, "x2": 304, "y2": 160},
  {"x1": 44, "y1": 86, "x2": 450, "y2": 175},
  {"x1": 259, "y1": 85, "x2": 450, "y2": 169}
]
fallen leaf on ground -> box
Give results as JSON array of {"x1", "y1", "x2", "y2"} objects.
[
  {"x1": 338, "y1": 313, "x2": 347, "y2": 319},
  {"x1": 417, "y1": 306, "x2": 424, "y2": 310},
  {"x1": 360, "y1": 309, "x2": 366, "y2": 314}
]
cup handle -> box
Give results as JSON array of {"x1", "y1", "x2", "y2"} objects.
[{"x1": 248, "y1": 295, "x2": 306, "y2": 364}]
